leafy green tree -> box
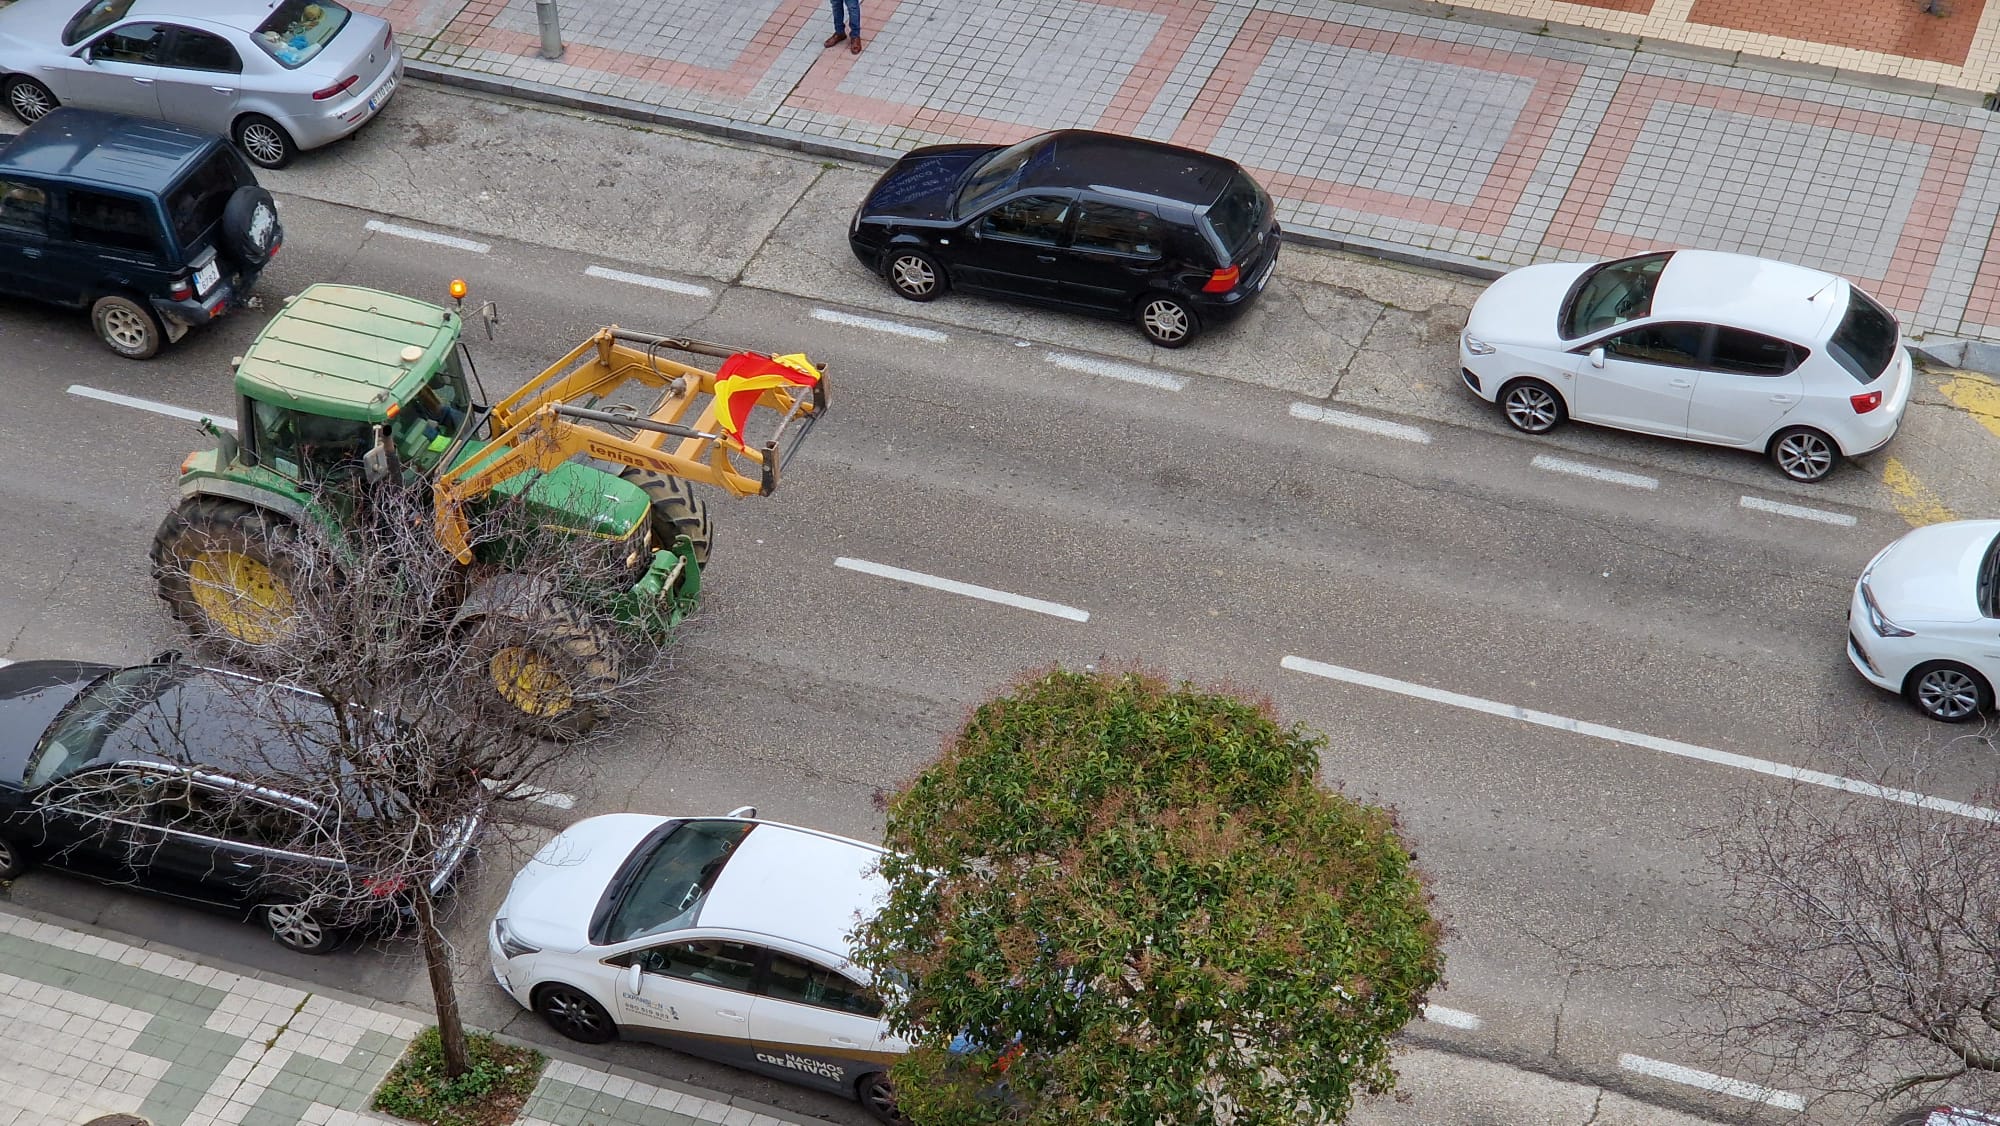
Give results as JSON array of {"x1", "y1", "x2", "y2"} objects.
[{"x1": 853, "y1": 669, "x2": 1444, "y2": 1126}]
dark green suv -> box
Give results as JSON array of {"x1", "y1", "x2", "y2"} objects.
[{"x1": 0, "y1": 106, "x2": 281, "y2": 358}]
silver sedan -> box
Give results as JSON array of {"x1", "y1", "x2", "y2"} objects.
[{"x1": 0, "y1": 0, "x2": 402, "y2": 168}]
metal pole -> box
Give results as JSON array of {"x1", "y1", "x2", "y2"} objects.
[{"x1": 533, "y1": 0, "x2": 565, "y2": 60}]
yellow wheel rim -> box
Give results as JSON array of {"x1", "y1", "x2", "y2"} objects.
[
  {"x1": 187, "y1": 550, "x2": 295, "y2": 645},
  {"x1": 490, "y1": 647, "x2": 575, "y2": 717}
]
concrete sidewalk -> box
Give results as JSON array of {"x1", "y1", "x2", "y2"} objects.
[{"x1": 357, "y1": 0, "x2": 2000, "y2": 347}]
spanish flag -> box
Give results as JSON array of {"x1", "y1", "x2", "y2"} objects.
[{"x1": 714, "y1": 352, "x2": 820, "y2": 448}]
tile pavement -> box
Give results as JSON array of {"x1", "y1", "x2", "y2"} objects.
[
  {"x1": 354, "y1": 0, "x2": 2000, "y2": 346},
  {"x1": 0, "y1": 908, "x2": 808, "y2": 1126}
]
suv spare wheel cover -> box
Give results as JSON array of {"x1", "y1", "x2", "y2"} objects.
[{"x1": 222, "y1": 185, "x2": 280, "y2": 267}]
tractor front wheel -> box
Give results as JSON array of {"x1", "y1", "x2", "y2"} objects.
[
  {"x1": 459, "y1": 583, "x2": 622, "y2": 741},
  {"x1": 619, "y1": 468, "x2": 712, "y2": 565},
  {"x1": 151, "y1": 498, "x2": 304, "y2": 660}
]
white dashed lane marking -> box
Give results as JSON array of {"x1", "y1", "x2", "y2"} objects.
[
  {"x1": 364, "y1": 220, "x2": 490, "y2": 254},
  {"x1": 1739, "y1": 495, "x2": 1856, "y2": 527},
  {"x1": 584, "y1": 265, "x2": 712, "y2": 298},
  {"x1": 1044, "y1": 352, "x2": 1187, "y2": 392},
  {"x1": 1530, "y1": 454, "x2": 1658, "y2": 490},
  {"x1": 1421, "y1": 1005, "x2": 1482, "y2": 1030},
  {"x1": 1617, "y1": 1054, "x2": 1805, "y2": 1111},
  {"x1": 1288, "y1": 402, "x2": 1431, "y2": 444},
  {"x1": 811, "y1": 308, "x2": 947, "y2": 342},
  {"x1": 1281, "y1": 655, "x2": 2000, "y2": 822},
  {"x1": 836, "y1": 557, "x2": 1089, "y2": 623},
  {"x1": 482, "y1": 778, "x2": 576, "y2": 810},
  {"x1": 68, "y1": 386, "x2": 235, "y2": 430}
]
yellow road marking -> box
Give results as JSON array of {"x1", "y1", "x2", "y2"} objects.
[
  {"x1": 1879, "y1": 456, "x2": 1954, "y2": 527},
  {"x1": 1937, "y1": 371, "x2": 2000, "y2": 442}
]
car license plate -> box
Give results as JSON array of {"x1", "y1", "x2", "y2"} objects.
[
  {"x1": 195, "y1": 260, "x2": 220, "y2": 295},
  {"x1": 1252, "y1": 257, "x2": 1274, "y2": 292},
  {"x1": 369, "y1": 75, "x2": 396, "y2": 114}
]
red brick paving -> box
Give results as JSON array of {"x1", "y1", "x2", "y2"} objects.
[{"x1": 1689, "y1": 0, "x2": 1985, "y2": 65}]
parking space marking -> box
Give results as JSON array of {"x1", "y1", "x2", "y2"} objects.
[
  {"x1": 1045, "y1": 352, "x2": 1187, "y2": 392},
  {"x1": 1617, "y1": 1054, "x2": 1805, "y2": 1111},
  {"x1": 68, "y1": 386, "x2": 235, "y2": 430},
  {"x1": 836, "y1": 557, "x2": 1089, "y2": 622},
  {"x1": 1288, "y1": 402, "x2": 1431, "y2": 444},
  {"x1": 1421, "y1": 1005, "x2": 1482, "y2": 1030},
  {"x1": 482, "y1": 777, "x2": 575, "y2": 810},
  {"x1": 583, "y1": 265, "x2": 712, "y2": 298},
  {"x1": 811, "y1": 308, "x2": 947, "y2": 343},
  {"x1": 1280, "y1": 655, "x2": 2000, "y2": 823},
  {"x1": 1738, "y1": 495, "x2": 1856, "y2": 527},
  {"x1": 363, "y1": 220, "x2": 490, "y2": 254},
  {"x1": 1938, "y1": 371, "x2": 2000, "y2": 441},
  {"x1": 1529, "y1": 454, "x2": 1657, "y2": 490},
  {"x1": 1880, "y1": 456, "x2": 1955, "y2": 527}
]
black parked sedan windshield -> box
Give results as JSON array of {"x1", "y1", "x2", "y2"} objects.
[
  {"x1": 24, "y1": 665, "x2": 174, "y2": 789},
  {"x1": 599, "y1": 819, "x2": 755, "y2": 943},
  {"x1": 1827, "y1": 287, "x2": 1899, "y2": 384},
  {"x1": 1561, "y1": 252, "x2": 1671, "y2": 339},
  {"x1": 956, "y1": 136, "x2": 1050, "y2": 218}
]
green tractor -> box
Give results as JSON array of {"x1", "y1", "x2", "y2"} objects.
[{"x1": 151, "y1": 282, "x2": 825, "y2": 736}]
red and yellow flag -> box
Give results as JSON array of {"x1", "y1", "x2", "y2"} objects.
[{"x1": 714, "y1": 352, "x2": 820, "y2": 448}]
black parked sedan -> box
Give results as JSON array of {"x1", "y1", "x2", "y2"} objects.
[
  {"x1": 849, "y1": 129, "x2": 1280, "y2": 348},
  {"x1": 0, "y1": 659, "x2": 479, "y2": 953}
]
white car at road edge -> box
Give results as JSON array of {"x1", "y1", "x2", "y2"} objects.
[
  {"x1": 1459, "y1": 249, "x2": 1912, "y2": 482},
  {"x1": 489, "y1": 810, "x2": 908, "y2": 1123},
  {"x1": 1848, "y1": 519, "x2": 2000, "y2": 722}
]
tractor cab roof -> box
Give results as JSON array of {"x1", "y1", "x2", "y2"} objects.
[{"x1": 235, "y1": 284, "x2": 461, "y2": 423}]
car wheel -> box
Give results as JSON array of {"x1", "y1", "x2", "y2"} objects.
[
  {"x1": 1136, "y1": 293, "x2": 1200, "y2": 348},
  {"x1": 263, "y1": 900, "x2": 339, "y2": 954},
  {"x1": 856, "y1": 1072, "x2": 906, "y2": 1125},
  {"x1": 234, "y1": 114, "x2": 297, "y2": 170},
  {"x1": 1769, "y1": 426, "x2": 1839, "y2": 482},
  {"x1": 91, "y1": 295, "x2": 163, "y2": 360},
  {"x1": 1907, "y1": 662, "x2": 1991, "y2": 723},
  {"x1": 1498, "y1": 378, "x2": 1565, "y2": 434},
  {"x1": 885, "y1": 248, "x2": 945, "y2": 301},
  {"x1": 0, "y1": 835, "x2": 30, "y2": 880},
  {"x1": 534, "y1": 983, "x2": 618, "y2": 1044},
  {"x1": 4, "y1": 77, "x2": 56, "y2": 124}
]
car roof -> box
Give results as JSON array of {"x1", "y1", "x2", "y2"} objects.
[
  {"x1": 0, "y1": 108, "x2": 219, "y2": 192},
  {"x1": 697, "y1": 822, "x2": 889, "y2": 961},
  {"x1": 236, "y1": 284, "x2": 462, "y2": 423},
  {"x1": 128, "y1": 0, "x2": 287, "y2": 23},
  {"x1": 93, "y1": 665, "x2": 340, "y2": 775},
  {"x1": 1650, "y1": 250, "x2": 1850, "y2": 344},
  {"x1": 1016, "y1": 129, "x2": 1239, "y2": 208}
]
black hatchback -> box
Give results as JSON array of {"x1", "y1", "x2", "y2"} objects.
[
  {"x1": 849, "y1": 129, "x2": 1280, "y2": 348},
  {"x1": 0, "y1": 107, "x2": 281, "y2": 358}
]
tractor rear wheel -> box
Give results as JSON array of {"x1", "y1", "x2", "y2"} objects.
[
  {"x1": 619, "y1": 468, "x2": 712, "y2": 565},
  {"x1": 151, "y1": 497, "x2": 304, "y2": 659},
  {"x1": 459, "y1": 582, "x2": 622, "y2": 741}
]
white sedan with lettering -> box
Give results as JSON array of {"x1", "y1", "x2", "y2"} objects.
[{"x1": 488, "y1": 810, "x2": 908, "y2": 1122}]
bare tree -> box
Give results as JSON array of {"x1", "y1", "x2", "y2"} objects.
[
  {"x1": 1689, "y1": 729, "x2": 2000, "y2": 1112},
  {"x1": 131, "y1": 472, "x2": 681, "y2": 1076}
]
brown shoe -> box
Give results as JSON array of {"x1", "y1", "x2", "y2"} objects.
[
  {"x1": 849, "y1": 35, "x2": 863, "y2": 53},
  {"x1": 823, "y1": 32, "x2": 846, "y2": 47}
]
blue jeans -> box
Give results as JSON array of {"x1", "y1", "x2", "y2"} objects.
[{"x1": 830, "y1": 0, "x2": 860, "y2": 37}]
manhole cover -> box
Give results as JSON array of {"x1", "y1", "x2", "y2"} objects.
[{"x1": 82, "y1": 1115, "x2": 150, "y2": 1126}]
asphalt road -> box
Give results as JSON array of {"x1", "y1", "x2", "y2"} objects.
[{"x1": 2, "y1": 85, "x2": 1995, "y2": 1123}]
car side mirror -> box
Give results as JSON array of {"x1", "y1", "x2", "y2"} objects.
[
  {"x1": 1588, "y1": 346, "x2": 1606, "y2": 369},
  {"x1": 726, "y1": 805, "x2": 757, "y2": 820},
  {"x1": 626, "y1": 962, "x2": 643, "y2": 996}
]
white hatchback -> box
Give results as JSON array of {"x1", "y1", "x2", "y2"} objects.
[
  {"x1": 489, "y1": 811, "x2": 908, "y2": 1122},
  {"x1": 1460, "y1": 250, "x2": 1912, "y2": 481},
  {"x1": 1848, "y1": 519, "x2": 2000, "y2": 722}
]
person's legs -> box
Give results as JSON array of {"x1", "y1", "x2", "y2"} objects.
[
  {"x1": 824, "y1": 0, "x2": 847, "y2": 45},
  {"x1": 842, "y1": 0, "x2": 861, "y2": 43}
]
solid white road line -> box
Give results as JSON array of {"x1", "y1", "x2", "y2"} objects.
[
  {"x1": 481, "y1": 777, "x2": 576, "y2": 810},
  {"x1": 0, "y1": 658, "x2": 12, "y2": 667},
  {"x1": 811, "y1": 308, "x2": 947, "y2": 343},
  {"x1": 1280, "y1": 655, "x2": 2000, "y2": 823},
  {"x1": 1617, "y1": 1054, "x2": 1806, "y2": 1111},
  {"x1": 68, "y1": 385, "x2": 236, "y2": 430},
  {"x1": 1044, "y1": 352, "x2": 1187, "y2": 392},
  {"x1": 1739, "y1": 495, "x2": 1856, "y2": 527},
  {"x1": 1288, "y1": 402, "x2": 1432, "y2": 444},
  {"x1": 835, "y1": 557, "x2": 1090, "y2": 623},
  {"x1": 364, "y1": 219, "x2": 490, "y2": 254},
  {"x1": 1530, "y1": 454, "x2": 1658, "y2": 490},
  {"x1": 584, "y1": 265, "x2": 713, "y2": 298},
  {"x1": 1421, "y1": 1004, "x2": 1482, "y2": 1030}
]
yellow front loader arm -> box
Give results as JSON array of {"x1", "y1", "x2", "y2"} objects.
[{"x1": 432, "y1": 327, "x2": 826, "y2": 563}]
